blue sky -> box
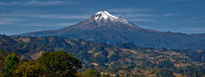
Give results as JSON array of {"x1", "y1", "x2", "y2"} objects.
[{"x1": 0, "y1": 0, "x2": 205, "y2": 35}]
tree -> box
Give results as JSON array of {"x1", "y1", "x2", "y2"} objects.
[
  {"x1": 14, "y1": 61, "x2": 45, "y2": 77},
  {"x1": 37, "y1": 51, "x2": 82, "y2": 77},
  {"x1": 3, "y1": 53, "x2": 20, "y2": 77},
  {"x1": 0, "y1": 50, "x2": 8, "y2": 76}
]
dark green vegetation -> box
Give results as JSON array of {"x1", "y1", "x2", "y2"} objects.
[
  {"x1": 0, "y1": 51, "x2": 82, "y2": 77},
  {"x1": 0, "y1": 51, "x2": 117, "y2": 77},
  {"x1": 1, "y1": 34, "x2": 205, "y2": 77},
  {"x1": 3, "y1": 53, "x2": 20, "y2": 77},
  {"x1": 37, "y1": 51, "x2": 82, "y2": 77}
]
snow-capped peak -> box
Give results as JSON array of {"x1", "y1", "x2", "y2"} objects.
[
  {"x1": 93, "y1": 11, "x2": 128, "y2": 24},
  {"x1": 95, "y1": 11, "x2": 118, "y2": 20}
]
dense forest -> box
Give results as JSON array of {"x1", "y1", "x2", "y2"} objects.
[{"x1": 1, "y1": 34, "x2": 205, "y2": 77}]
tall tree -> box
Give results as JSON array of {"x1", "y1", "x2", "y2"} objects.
[
  {"x1": 3, "y1": 53, "x2": 19, "y2": 77},
  {"x1": 37, "y1": 51, "x2": 82, "y2": 77},
  {"x1": 14, "y1": 61, "x2": 45, "y2": 77}
]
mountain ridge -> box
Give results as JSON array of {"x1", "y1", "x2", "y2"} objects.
[
  {"x1": 1, "y1": 34, "x2": 205, "y2": 76},
  {"x1": 20, "y1": 11, "x2": 205, "y2": 49}
]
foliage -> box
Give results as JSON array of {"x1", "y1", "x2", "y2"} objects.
[
  {"x1": 3, "y1": 53, "x2": 20, "y2": 77},
  {"x1": 1, "y1": 50, "x2": 83, "y2": 77},
  {"x1": 1, "y1": 35, "x2": 205, "y2": 76},
  {"x1": 0, "y1": 50, "x2": 9, "y2": 76},
  {"x1": 14, "y1": 61, "x2": 45, "y2": 77},
  {"x1": 82, "y1": 69, "x2": 98, "y2": 77},
  {"x1": 37, "y1": 51, "x2": 82, "y2": 77}
]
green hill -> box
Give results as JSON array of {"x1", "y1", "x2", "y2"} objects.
[{"x1": 1, "y1": 34, "x2": 205, "y2": 77}]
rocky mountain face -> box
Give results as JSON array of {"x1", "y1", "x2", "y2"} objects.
[{"x1": 20, "y1": 11, "x2": 205, "y2": 49}]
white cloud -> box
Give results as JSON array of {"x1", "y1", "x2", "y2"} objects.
[
  {"x1": 0, "y1": 18, "x2": 24, "y2": 21},
  {"x1": 0, "y1": 13, "x2": 85, "y2": 27},
  {"x1": 109, "y1": 8, "x2": 152, "y2": 13},
  {"x1": 128, "y1": 19, "x2": 154, "y2": 22},
  {"x1": 0, "y1": 1, "x2": 77, "y2": 6},
  {"x1": 19, "y1": 22, "x2": 77, "y2": 27},
  {"x1": 0, "y1": 13, "x2": 90, "y2": 19},
  {"x1": 107, "y1": 8, "x2": 155, "y2": 21},
  {"x1": 29, "y1": 14, "x2": 90, "y2": 19},
  {"x1": 54, "y1": 22, "x2": 77, "y2": 26},
  {"x1": 0, "y1": 22, "x2": 11, "y2": 25},
  {"x1": 115, "y1": 13, "x2": 154, "y2": 18},
  {"x1": 24, "y1": 1, "x2": 62, "y2": 6},
  {"x1": 0, "y1": 2, "x2": 20, "y2": 5},
  {"x1": 0, "y1": 18, "x2": 27, "y2": 25},
  {"x1": 162, "y1": 13, "x2": 178, "y2": 16},
  {"x1": 107, "y1": 7, "x2": 156, "y2": 23}
]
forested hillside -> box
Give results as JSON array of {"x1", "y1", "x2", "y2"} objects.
[{"x1": 1, "y1": 34, "x2": 205, "y2": 77}]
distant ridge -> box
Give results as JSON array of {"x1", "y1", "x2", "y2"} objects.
[{"x1": 20, "y1": 11, "x2": 205, "y2": 49}]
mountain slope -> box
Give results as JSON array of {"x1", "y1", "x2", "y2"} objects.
[
  {"x1": 20, "y1": 11, "x2": 205, "y2": 49},
  {"x1": 1, "y1": 35, "x2": 205, "y2": 76}
]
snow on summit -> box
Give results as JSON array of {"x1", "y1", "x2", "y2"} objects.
[
  {"x1": 94, "y1": 11, "x2": 128, "y2": 24},
  {"x1": 95, "y1": 11, "x2": 119, "y2": 20}
]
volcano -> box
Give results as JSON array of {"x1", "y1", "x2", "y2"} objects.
[{"x1": 20, "y1": 11, "x2": 205, "y2": 49}]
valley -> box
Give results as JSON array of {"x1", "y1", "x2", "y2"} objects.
[{"x1": 1, "y1": 35, "x2": 205, "y2": 77}]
